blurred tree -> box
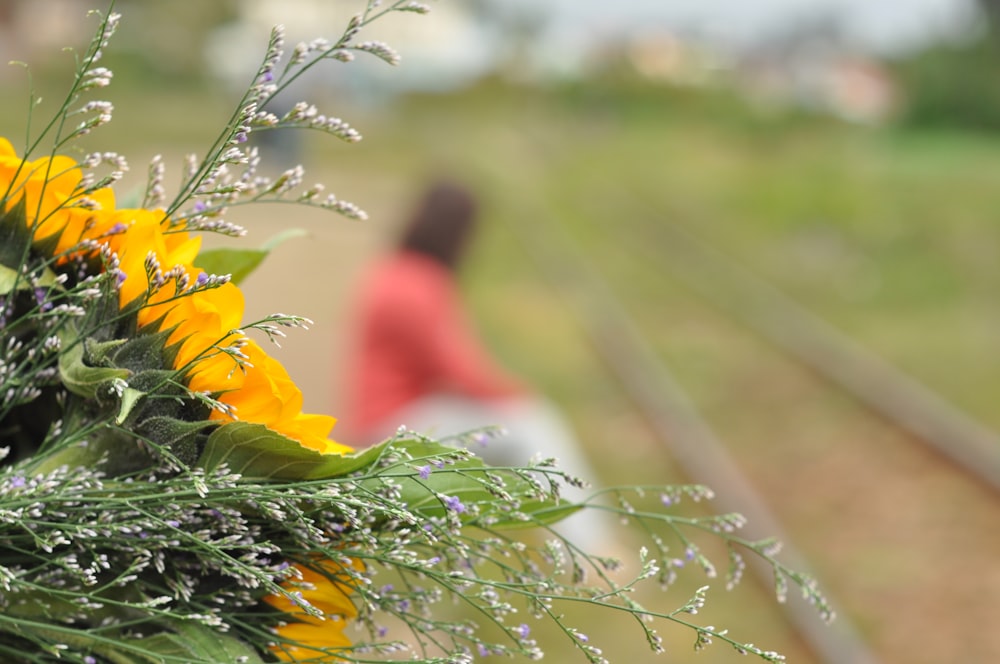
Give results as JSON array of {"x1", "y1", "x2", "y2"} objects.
[
  {"x1": 979, "y1": 0, "x2": 1000, "y2": 31},
  {"x1": 892, "y1": 1, "x2": 1000, "y2": 132},
  {"x1": 465, "y1": 0, "x2": 548, "y2": 77}
]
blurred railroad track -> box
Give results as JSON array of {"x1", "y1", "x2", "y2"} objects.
[
  {"x1": 615, "y1": 187, "x2": 1000, "y2": 494},
  {"x1": 479, "y1": 161, "x2": 1000, "y2": 662}
]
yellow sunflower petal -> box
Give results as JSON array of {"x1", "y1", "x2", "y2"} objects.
[
  {"x1": 270, "y1": 620, "x2": 351, "y2": 662},
  {"x1": 264, "y1": 565, "x2": 358, "y2": 625},
  {"x1": 288, "y1": 413, "x2": 350, "y2": 455},
  {"x1": 265, "y1": 559, "x2": 360, "y2": 661},
  {"x1": 0, "y1": 136, "x2": 15, "y2": 158},
  {"x1": 106, "y1": 208, "x2": 202, "y2": 310}
]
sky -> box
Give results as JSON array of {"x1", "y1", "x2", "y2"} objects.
[{"x1": 510, "y1": 0, "x2": 977, "y2": 54}]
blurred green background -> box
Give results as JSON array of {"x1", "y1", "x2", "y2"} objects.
[{"x1": 3, "y1": 1, "x2": 1000, "y2": 662}]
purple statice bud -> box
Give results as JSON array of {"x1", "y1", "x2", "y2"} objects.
[
  {"x1": 235, "y1": 131, "x2": 248, "y2": 143},
  {"x1": 195, "y1": 272, "x2": 210, "y2": 287},
  {"x1": 660, "y1": 493, "x2": 673, "y2": 507},
  {"x1": 10, "y1": 475, "x2": 25, "y2": 489},
  {"x1": 443, "y1": 495, "x2": 466, "y2": 514},
  {"x1": 34, "y1": 288, "x2": 53, "y2": 312},
  {"x1": 477, "y1": 643, "x2": 490, "y2": 657},
  {"x1": 515, "y1": 624, "x2": 531, "y2": 640},
  {"x1": 115, "y1": 270, "x2": 127, "y2": 288},
  {"x1": 418, "y1": 465, "x2": 431, "y2": 479},
  {"x1": 193, "y1": 200, "x2": 207, "y2": 213}
]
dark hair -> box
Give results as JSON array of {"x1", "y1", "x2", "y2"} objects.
[{"x1": 398, "y1": 181, "x2": 477, "y2": 270}]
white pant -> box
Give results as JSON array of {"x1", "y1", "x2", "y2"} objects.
[{"x1": 367, "y1": 395, "x2": 621, "y2": 555}]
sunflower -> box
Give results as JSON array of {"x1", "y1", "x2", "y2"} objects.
[
  {"x1": 1, "y1": 137, "x2": 357, "y2": 657},
  {"x1": 2, "y1": 137, "x2": 348, "y2": 455}
]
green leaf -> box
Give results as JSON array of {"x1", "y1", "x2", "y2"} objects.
[
  {"x1": 194, "y1": 229, "x2": 307, "y2": 285},
  {"x1": 355, "y1": 441, "x2": 581, "y2": 528},
  {"x1": 126, "y1": 621, "x2": 266, "y2": 664},
  {"x1": 0, "y1": 262, "x2": 59, "y2": 295},
  {"x1": 198, "y1": 425, "x2": 577, "y2": 528},
  {"x1": 0, "y1": 262, "x2": 21, "y2": 295},
  {"x1": 198, "y1": 421, "x2": 381, "y2": 479},
  {"x1": 0, "y1": 611, "x2": 265, "y2": 664}
]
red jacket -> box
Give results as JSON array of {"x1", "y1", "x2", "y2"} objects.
[{"x1": 342, "y1": 251, "x2": 524, "y2": 443}]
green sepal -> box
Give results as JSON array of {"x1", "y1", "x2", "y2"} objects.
[
  {"x1": 135, "y1": 415, "x2": 216, "y2": 444},
  {"x1": 133, "y1": 310, "x2": 183, "y2": 370},
  {"x1": 57, "y1": 322, "x2": 177, "y2": 405},
  {"x1": 57, "y1": 327, "x2": 130, "y2": 398},
  {"x1": 194, "y1": 228, "x2": 307, "y2": 285},
  {"x1": 81, "y1": 337, "x2": 128, "y2": 367},
  {"x1": 107, "y1": 326, "x2": 174, "y2": 372},
  {"x1": 0, "y1": 197, "x2": 31, "y2": 267},
  {"x1": 115, "y1": 386, "x2": 145, "y2": 424},
  {"x1": 0, "y1": 197, "x2": 60, "y2": 295},
  {"x1": 30, "y1": 225, "x2": 63, "y2": 261},
  {"x1": 135, "y1": 415, "x2": 216, "y2": 465},
  {"x1": 125, "y1": 369, "x2": 182, "y2": 394}
]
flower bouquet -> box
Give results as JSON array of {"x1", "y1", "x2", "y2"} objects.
[{"x1": 0, "y1": 3, "x2": 832, "y2": 663}]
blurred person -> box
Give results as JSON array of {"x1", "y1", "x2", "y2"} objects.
[{"x1": 340, "y1": 181, "x2": 617, "y2": 552}]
